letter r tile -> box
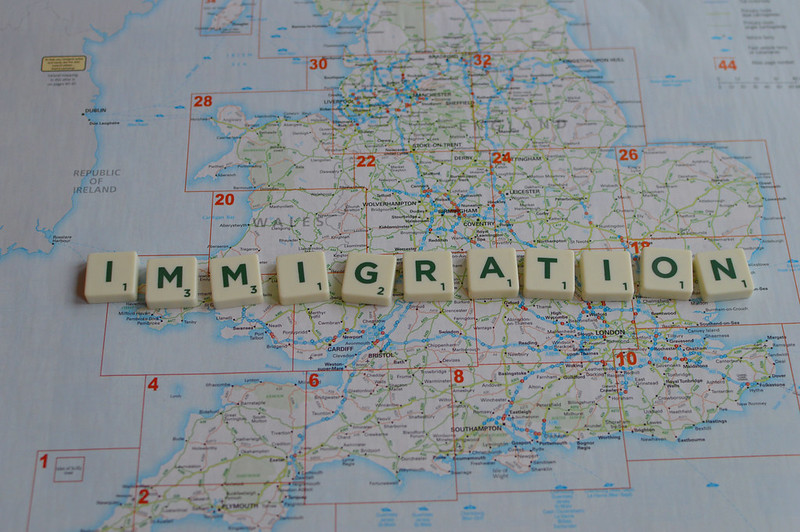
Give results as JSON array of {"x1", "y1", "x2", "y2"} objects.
[{"x1": 402, "y1": 250, "x2": 454, "y2": 302}]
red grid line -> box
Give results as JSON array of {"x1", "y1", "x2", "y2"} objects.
[
  {"x1": 782, "y1": 324, "x2": 800, "y2": 414},
  {"x1": 131, "y1": 376, "x2": 148, "y2": 532}
]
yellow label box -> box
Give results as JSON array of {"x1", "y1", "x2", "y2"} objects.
[{"x1": 41, "y1": 56, "x2": 87, "y2": 72}]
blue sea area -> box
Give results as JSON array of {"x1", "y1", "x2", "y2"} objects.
[
  {"x1": 453, "y1": 436, "x2": 627, "y2": 493},
  {"x1": 300, "y1": 455, "x2": 455, "y2": 504},
  {"x1": 261, "y1": 0, "x2": 364, "y2": 58},
  {"x1": 152, "y1": 512, "x2": 229, "y2": 531},
  {"x1": 548, "y1": 0, "x2": 591, "y2": 52}
]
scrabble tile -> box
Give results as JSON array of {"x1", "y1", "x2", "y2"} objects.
[
  {"x1": 342, "y1": 252, "x2": 397, "y2": 306},
  {"x1": 694, "y1": 248, "x2": 754, "y2": 302},
  {"x1": 209, "y1": 254, "x2": 263, "y2": 309},
  {"x1": 639, "y1": 247, "x2": 692, "y2": 300},
  {"x1": 523, "y1": 248, "x2": 574, "y2": 300},
  {"x1": 403, "y1": 250, "x2": 454, "y2": 302},
  {"x1": 84, "y1": 251, "x2": 139, "y2": 303},
  {"x1": 579, "y1": 250, "x2": 633, "y2": 301},
  {"x1": 276, "y1": 251, "x2": 330, "y2": 305},
  {"x1": 467, "y1": 247, "x2": 519, "y2": 299},
  {"x1": 145, "y1": 257, "x2": 199, "y2": 309}
]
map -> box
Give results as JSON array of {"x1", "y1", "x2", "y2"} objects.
[{"x1": 2, "y1": 0, "x2": 800, "y2": 530}]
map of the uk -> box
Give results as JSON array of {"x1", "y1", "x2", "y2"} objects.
[{"x1": 4, "y1": 0, "x2": 800, "y2": 531}]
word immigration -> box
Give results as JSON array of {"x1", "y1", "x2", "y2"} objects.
[{"x1": 83, "y1": 247, "x2": 754, "y2": 310}]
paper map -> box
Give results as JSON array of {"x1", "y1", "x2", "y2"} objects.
[{"x1": 2, "y1": 0, "x2": 800, "y2": 530}]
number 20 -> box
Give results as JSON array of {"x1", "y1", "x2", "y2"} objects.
[{"x1": 214, "y1": 193, "x2": 234, "y2": 205}]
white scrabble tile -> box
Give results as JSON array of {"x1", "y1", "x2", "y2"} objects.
[
  {"x1": 466, "y1": 247, "x2": 519, "y2": 299},
  {"x1": 84, "y1": 251, "x2": 139, "y2": 303},
  {"x1": 639, "y1": 247, "x2": 693, "y2": 300},
  {"x1": 145, "y1": 257, "x2": 199, "y2": 309},
  {"x1": 403, "y1": 250, "x2": 454, "y2": 302},
  {"x1": 342, "y1": 252, "x2": 397, "y2": 306},
  {"x1": 276, "y1": 251, "x2": 330, "y2": 305},
  {"x1": 523, "y1": 248, "x2": 574, "y2": 300},
  {"x1": 579, "y1": 250, "x2": 633, "y2": 301},
  {"x1": 209, "y1": 254, "x2": 263, "y2": 309},
  {"x1": 694, "y1": 248, "x2": 754, "y2": 302}
]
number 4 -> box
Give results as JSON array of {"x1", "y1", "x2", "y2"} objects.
[{"x1": 147, "y1": 377, "x2": 159, "y2": 391}]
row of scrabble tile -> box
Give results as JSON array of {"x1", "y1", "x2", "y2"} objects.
[{"x1": 83, "y1": 247, "x2": 754, "y2": 309}]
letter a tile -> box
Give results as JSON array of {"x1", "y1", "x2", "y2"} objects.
[{"x1": 466, "y1": 248, "x2": 519, "y2": 299}]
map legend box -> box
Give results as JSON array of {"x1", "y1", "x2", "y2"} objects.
[{"x1": 53, "y1": 456, "x2": 85, "y2": 483}]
